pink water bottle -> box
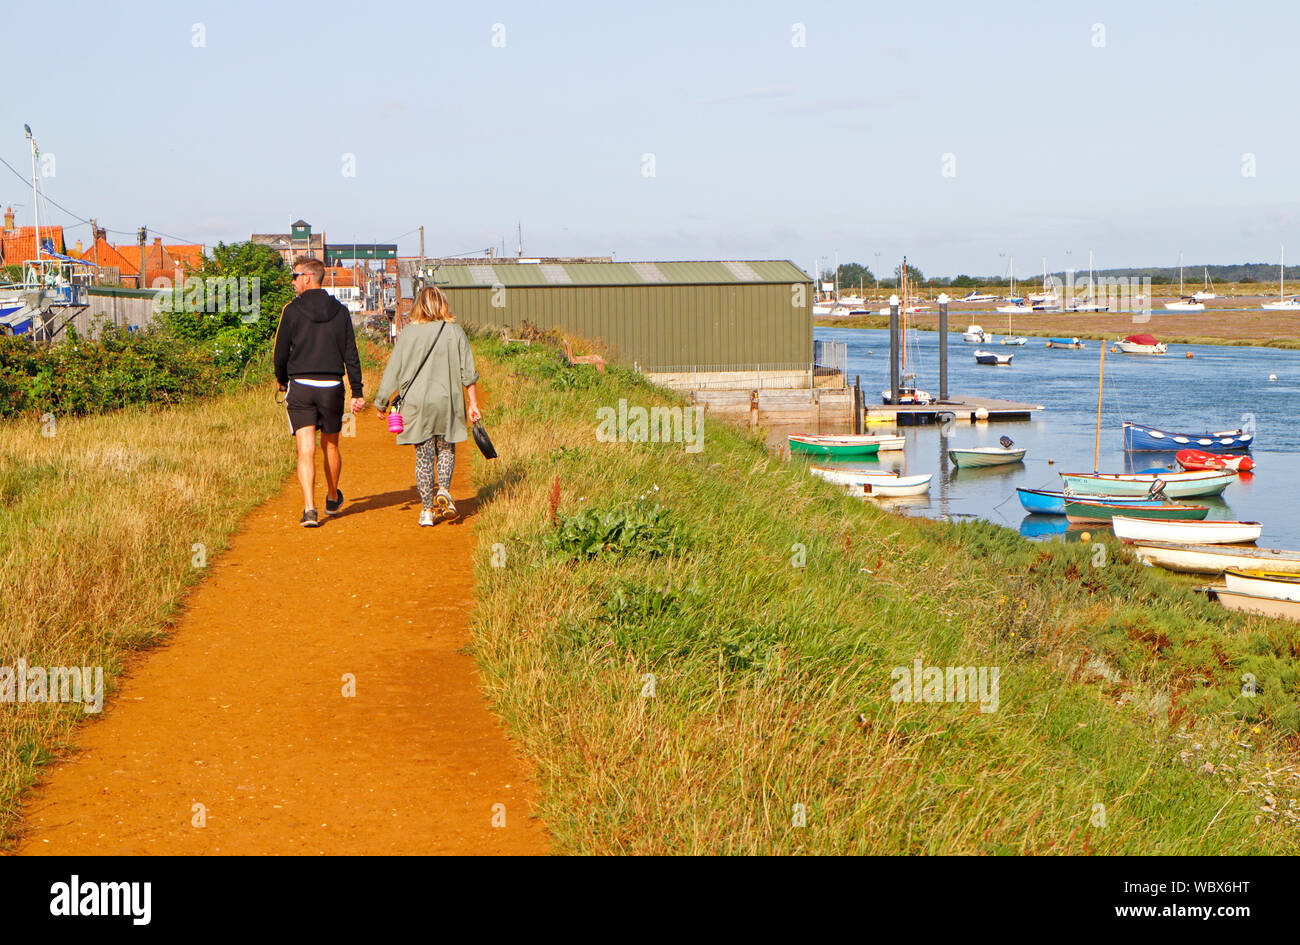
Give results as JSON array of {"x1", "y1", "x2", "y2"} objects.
[{"x1": 388, "y1": 407, "x2": 404, "y2": 434}]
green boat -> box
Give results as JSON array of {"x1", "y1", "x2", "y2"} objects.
[
  {"x1": 788, "y1": 434, "x2": 897, "y2": 457},
  {"x1": 1064, "y1": 499, "x2": 1210, "y2": 525}
]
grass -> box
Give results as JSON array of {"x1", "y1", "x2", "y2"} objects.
[
  {"x1": 466, "y1": 332, "x2": 1300, "y2": 854},
  {"x1": 0, "y1": 381, "x2": 296, "y2": 845}
]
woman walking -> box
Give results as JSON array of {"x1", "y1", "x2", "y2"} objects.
[{"x1": 373, "y1": 286, "x2": 481, "y2": 526}]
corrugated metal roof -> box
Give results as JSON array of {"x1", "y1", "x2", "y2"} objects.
[{"x1": 425, "y1": 260, "x2": 809, "y2": 288}]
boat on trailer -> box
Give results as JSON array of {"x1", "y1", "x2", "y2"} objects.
[
  {"x1": 1123, "y1": 421, "x2": 1253, "y2": 453},
  {"x1": 1111, "y1": 516, "x2": 1261, "y2": 545},
  {"x1": 1128, "y1": 541, "x2": 1300, "y2": 575}
]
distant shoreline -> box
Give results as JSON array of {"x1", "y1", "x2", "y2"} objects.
[{"x1": 815, "y1": 309, "x2": 1300, "y2": 351}]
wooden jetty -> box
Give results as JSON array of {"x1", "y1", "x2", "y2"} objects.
[{"x1": 866, "y1": 395, "x2": 1043, "y2": 426}]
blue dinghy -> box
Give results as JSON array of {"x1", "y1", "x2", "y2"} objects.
[
  {"x1": 1016, "y1": 487, "x2": 1177, "y2": 516},
  {"x1": 1123, "y1": 421, "x2": 1253, "y2": 453}
]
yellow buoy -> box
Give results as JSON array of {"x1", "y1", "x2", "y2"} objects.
[{"x1": 1080, "y1": 532, "x2": 1091, "y2": 542}]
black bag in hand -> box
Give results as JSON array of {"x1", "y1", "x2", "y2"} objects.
[{"x1": 471, "y1": 420, "x2": 497, "y2": 459}]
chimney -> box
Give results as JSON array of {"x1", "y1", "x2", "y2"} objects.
[
  {"x1": 75, "y1": 239, "x2": 83, "y2": 255},
  {"x1": 3, "y1": 206, "x2": 12, "y2": 232}
]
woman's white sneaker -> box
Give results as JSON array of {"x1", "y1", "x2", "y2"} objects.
[
  {"x1": 419, "y1": 508, "x2": 435, "y2": 527},
  {"x1": 434, "y1": 489, "x2": 458, "y2": 523}
]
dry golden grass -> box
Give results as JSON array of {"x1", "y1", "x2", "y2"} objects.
[{"x1": 0, "y1": 383, "x2": 296, "y2": 844}]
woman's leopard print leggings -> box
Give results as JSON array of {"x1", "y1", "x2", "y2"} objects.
[{"x1": 414, "y1": 436, "x2": 455, "y2": 508}]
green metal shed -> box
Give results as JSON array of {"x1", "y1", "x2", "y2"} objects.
[{"x1": 409, "y1": 259, "x2": 812, "y2": 370}]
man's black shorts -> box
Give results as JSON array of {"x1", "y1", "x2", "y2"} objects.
[{"x1": 285, "y1": 379, "x2": 345, "y2": 435}]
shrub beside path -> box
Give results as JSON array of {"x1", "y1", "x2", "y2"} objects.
[{"x1": 16, "y1": 406, "x2": 548, "y2": 855}]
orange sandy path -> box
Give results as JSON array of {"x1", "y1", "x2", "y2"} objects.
[{"x1": 15, "y1": 409, "x2": 548, "y2": 855}]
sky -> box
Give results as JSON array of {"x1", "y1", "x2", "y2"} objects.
[{"x1": 3, "y1": 0, "x2": 1299, "y2": 279}]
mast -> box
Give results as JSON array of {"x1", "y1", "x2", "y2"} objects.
[
  {"x1": 1094, "y1": 341, "x2": 1106, "y2": 473},
  {"x1": 1178, "y1": 250, "x2": 1184, "y2": 297},
  {"x1": 25, "y1": 125, "x2": 40, "y2": 266},
  {"x1": 1281, "y1": 245, "x2": 1286, "y2": 300},
  {"x1": 900, "y1": 257, "x2": 908, "y2": 376}
]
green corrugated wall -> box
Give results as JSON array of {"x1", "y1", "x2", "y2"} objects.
[{"x1": 442, "y1": 283, "x2": 811, "y2": 369}]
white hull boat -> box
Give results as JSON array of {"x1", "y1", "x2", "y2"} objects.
[
  {"x1": 1262, "y1": 246, "x2": 1298, "y2": 310},
  {"x1": 1207, "y1": 586, "x2": 1300, "y2": 622},
  {"x1": 974, "y1": 350, "x2": 1013, "y2": 365},
  {"x1": 810, "y1": 467, "x2": 933, "y2": 497},
  {"x1": 1224, "y1": 569, "x2": 1300, "y2": 602},
  {"x1": 1114, "y1": 340, "x2": 1167, "y2": 355},
  {"x1": 962, "y1": 324, "x2": 992, "y2": 343},
  {"x1": 1000, "y1": 336, "x2": 1027, "y2": 345},
  {"x1": 949, "y1": 446, "x2": 1027, "y2": 467},
  {"x1": 1111, "y1": 517, "x2": 1262, "y2": 546},
  {"x1": 1130, "y1": 541, "x2": 1300, "y2": 575},
  {"x1": 1163, "y1": 300, "x2": 1205, "y2": 312}
]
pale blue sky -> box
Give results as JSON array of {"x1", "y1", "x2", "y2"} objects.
[{"x1": 3, "y1": 0, "x2": 1297, "y2": 278}]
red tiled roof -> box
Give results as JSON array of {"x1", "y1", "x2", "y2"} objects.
[{"x1": 0, "y1": 225, "x2": 65, "y2": 265}]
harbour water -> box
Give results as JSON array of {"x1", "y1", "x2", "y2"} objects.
[{"x1": 811, "y1": 326, "x2": 1300, "y2": 546}]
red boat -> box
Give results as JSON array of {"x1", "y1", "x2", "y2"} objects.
[{"x1": 1175, "y1": 448, "x2": 1255, "y2": 472}]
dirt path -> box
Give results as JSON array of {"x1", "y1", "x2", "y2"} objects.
[{"x1": 16, "y1": 407, "x2": 548, "y2": 855}]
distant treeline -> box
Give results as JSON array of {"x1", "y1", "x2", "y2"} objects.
[{"x1": 820, "y1": 262, "x2": 1291, "y2": 289}]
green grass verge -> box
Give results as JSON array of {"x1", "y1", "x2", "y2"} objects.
[{"x1": 467, "y1": 333, "x2": 1300, "y2": 854}]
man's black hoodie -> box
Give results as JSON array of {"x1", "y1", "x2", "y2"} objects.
[{"x1": 273, "y1": 288, "x2": 363, "y2": 398}]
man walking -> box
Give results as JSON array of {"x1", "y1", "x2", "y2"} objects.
[{"x1": 274, "y1": 256, "x2": 366, "y2": 527}]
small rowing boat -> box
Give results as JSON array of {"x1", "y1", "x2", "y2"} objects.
[
  {"x1": 974, "y1": 350, "x2": 1013, "y2": 366},
  {"x1": 1224, "y1": 569, "x2": 1300, "y2": 602},
  {"x1": 1111, "y1": 516, "x2": 1262, "y2": 545},
  {"x1": 949, "y1": 436, "x2": 1025, "y2": 468},
  {"x1": 1175, "y1": 449, "x2": 1254, "y2": 472},
  {"x1": 1064, "y1": 501, "x2": 1209, "y2": 525},
  {"x1": 1059, "y1": 469, "x2": 1235, "y2": 498},
  {"x1": 1129, "y1": 541, "x2": 1300, "y2": 575},
  {"x1": 1016, "y1": 487, "x2": 1173, "y2": 516},
  {"x1": 1046, "y1": 337, "x2": 1085, "y2": 349},
  {"x1": 809, "y1": 466, "x2": 932, "y2": 497},
  {"x1": 1205, "y1": 586, "x2": 1300, "y2": 622},
  {"x1": 1123, "y1": 421, "x2": 1254, "y2": 453},
  {"x1": 788, "y1": 434, "x2": 903, "y2": 457}
]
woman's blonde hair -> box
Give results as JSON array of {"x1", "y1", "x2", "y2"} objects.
[{"x1": 409, "y1": 286, "x2": 455, "y2": 323}]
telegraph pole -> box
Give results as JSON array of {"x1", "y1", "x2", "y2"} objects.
[{"x1": 138, "y1": 227, "x2": 147, "y2": 288}]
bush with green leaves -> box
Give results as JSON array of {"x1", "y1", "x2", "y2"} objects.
[{"x1": 154, "y1": 241, "x2": 293, "y2": 373}]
